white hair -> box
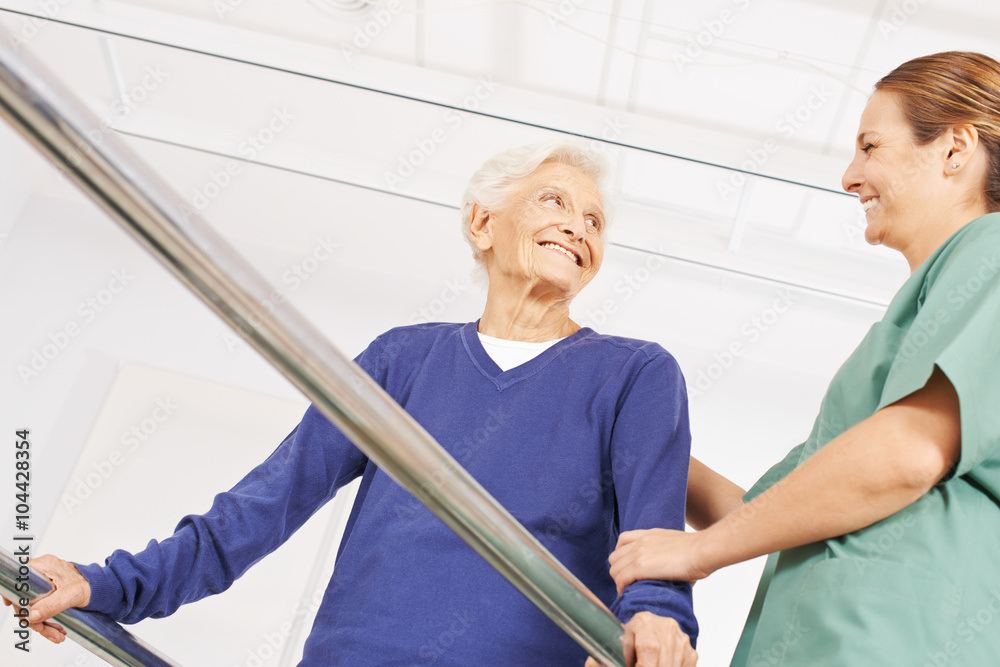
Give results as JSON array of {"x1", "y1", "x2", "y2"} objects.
[{"x1": 459, "y1": 139, "x2": 616, "y2": 271}]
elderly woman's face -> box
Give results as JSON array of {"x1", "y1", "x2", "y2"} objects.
[
  {"x1": 841, "y1": 91, "x2": 949, "y2": 248},
  {"x1": 482, "y1": 161, "x2": 606, "y2": 297}
]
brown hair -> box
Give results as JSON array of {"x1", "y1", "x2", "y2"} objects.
[{"x1": 875, "y1": 51, "x2": 1000, "y2": 212}]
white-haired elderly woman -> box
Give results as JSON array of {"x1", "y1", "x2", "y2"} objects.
[{"x1": 11, "y1": 142, "x2": 698, "y2": 667}]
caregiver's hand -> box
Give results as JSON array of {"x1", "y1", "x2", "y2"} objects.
[
  {"x1": 609, "y1": 529, "x2": 711, "y2": 595},
  {"x1": 584, "y1": 611, "x2": 697, "y2": 667}
]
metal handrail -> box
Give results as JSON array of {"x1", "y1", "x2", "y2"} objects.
[
  {"x1": 0, "y1": 30, "x2": 627, "y2": 667},
  {"x1": 0, "y1": 546, "x2": 180, "y2": 666}
]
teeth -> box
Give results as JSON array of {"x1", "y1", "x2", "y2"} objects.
[
  {"x1": 862, "y1": 197, "x2": 880, "y2": 212},
  {"x1": 540, "y1": 242, "x2": 578, "y2": 263}
]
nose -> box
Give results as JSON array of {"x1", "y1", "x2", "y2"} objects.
[
  {"x1": 842, "y1": 152, "x2": 864, "y2": 193},
  {"x1": 558, "y1": 213, "x2": 586, "y2": 241}
]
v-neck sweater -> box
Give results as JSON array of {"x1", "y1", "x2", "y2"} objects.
[{"x1": 79, "y1": 321, "x2": 696, "y2": 665}]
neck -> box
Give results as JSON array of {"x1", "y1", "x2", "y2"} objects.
[
  {"x1": 900, "y1": 204, "x2": 990, "y2": 272},
  {"x1": 478, "y1": 282, "x2": 580, "y2": 342}
]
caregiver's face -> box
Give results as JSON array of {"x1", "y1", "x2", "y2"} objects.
[
  {"x1": 486, "y1": 161, "x2": 606, "y2": 297},
  {"x1": 841, "y1": 91, "x2": 945, "y2": 249}
]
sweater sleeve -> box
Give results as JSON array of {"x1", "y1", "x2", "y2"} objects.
[
  {"x1": 75, "y1": 339, "x2": 391, "y2": 623},
  {"x1": 607, "y1": 351, "x2": 698, "y2": 645}
]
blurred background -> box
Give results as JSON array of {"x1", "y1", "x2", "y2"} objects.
[{"x1": 0, "y1": 1, "x2": 995, "y2": 665}]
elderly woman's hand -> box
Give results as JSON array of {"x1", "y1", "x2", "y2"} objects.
[
  {"x1": 608, "y1": 529, "x2": 711, "y2": 595},
  {"x1": 583, "y1": 612, "x2": 697, "y2": 667},
  {"x1": 1, "y1": 554, "x2": 91, "y2": 644}
]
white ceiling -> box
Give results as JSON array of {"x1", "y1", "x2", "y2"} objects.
[
  {"x1": 2, "y1": 0, "x2": 997, "y2": 328},
  {"x1": 18, "y1": 0, "x2": 998, "y2": 305},
  {"x1": 78, "y1": 0, "x2": 1000, "y2": 159}
]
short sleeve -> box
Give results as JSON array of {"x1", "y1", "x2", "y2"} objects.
[
  {"x1": 880, "y1": 242, "x2": 1000, "y2": 479},
  {"x1": 743, "y1": 443, "x2": 805, "y2": 502}
]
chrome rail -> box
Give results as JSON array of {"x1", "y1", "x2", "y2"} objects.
[
  {"x1": 0, "y1": 31, "x2": 627, "y2": 667},
  {"x1": 0, "y1": 546, "x2": 181, "y2": 666}
]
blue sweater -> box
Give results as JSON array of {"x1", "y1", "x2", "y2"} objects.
[{"x1": 79, "y1": 322, "x2": 696, "y2": 665}]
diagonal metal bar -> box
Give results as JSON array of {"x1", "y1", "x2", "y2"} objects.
[{"x1": 0, "y1": 31, "x2": 627, "y2": 667}]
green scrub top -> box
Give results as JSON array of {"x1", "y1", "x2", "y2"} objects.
[{"x1": 730, "y1": 213, "x2": 1000, "y2": 667}]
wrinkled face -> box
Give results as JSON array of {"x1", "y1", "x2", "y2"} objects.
[
  {"x1": 841, "y1": 91, "x2": 947, "y2": 248},
  {"x1": 481, "y1": 161, "x2": 606, "y2": 298}
]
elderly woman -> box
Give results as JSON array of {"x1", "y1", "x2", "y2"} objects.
[
  {"x1": 610, "y1": 51, "x2": 1000, "y2": 666},
  {"x1": 9, "y1": 141, "x2": 697, "y2": 666}
]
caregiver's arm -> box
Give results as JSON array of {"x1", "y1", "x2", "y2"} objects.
[
  {"x1": 685, "y1": 457, "x2": 745, "y2": 530},
  {"x1": 611, "y1": 367, "x2": 960, "y2": 590}
]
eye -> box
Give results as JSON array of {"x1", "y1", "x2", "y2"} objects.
[
  {"x1": 585, "y1": 217, "x2": 601, "y2": 231},
  {"x1": 861, "y1": 143, "x2": 875, "y2": 155},
  {"x1": 541, "y1": 193, "x2": 564, "y2": 209}
]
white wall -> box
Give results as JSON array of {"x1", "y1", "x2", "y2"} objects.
[{"x1": 0, "y1": 122, "x2": 29, "y2": 237}]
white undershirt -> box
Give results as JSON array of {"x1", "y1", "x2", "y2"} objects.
[{"x1": 477, "y1": 332, "x2": 566, "y2": 372}]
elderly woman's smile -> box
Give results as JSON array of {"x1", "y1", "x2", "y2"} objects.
[
  {"x1": 471, "y1": 160, "x2": 606, "y2": 299},
  {"x1": 538, "y1": 241, "x2": 581, "y2": 264}
]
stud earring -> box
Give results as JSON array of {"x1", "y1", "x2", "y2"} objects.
[{"x1": 952, "y1": 162, "x2": 961, "y2": 169}]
